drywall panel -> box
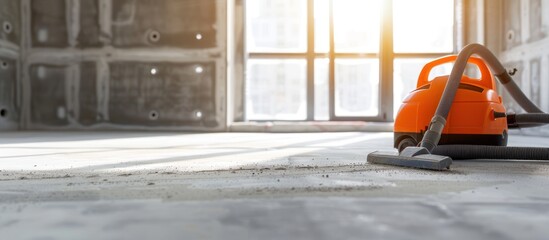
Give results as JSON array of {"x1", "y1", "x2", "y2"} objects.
[
  {"x1": 108, "y1": 61, "x2": 218, "y2": 127},
  {"x1": 29, "y1": 64, "x2": 69, "y2": 126},
  {"x1": 0, "y1": 0, "x2": 20, "y2": 46},
  {"x1": 519, "y1": 57, "x2": 544, "y2": 136},
  {"x1": 30, "y1": 0, "x2": 68, "y2": 48},
  {"x1": 528, "y1": 0, "x2": 546, "y2": 42},
  {"x1": 502, "y1": 0, "x2": 521, "y2": 50},
  {"x1": 529, "y1": 57, "x2": 541, "y2": 106},
  {"x1": 111, "y1": 0, "x2": 217, "y2": 48},
  {"x1": 0, "y1": 57, "x2": 18, "y2": 129},
  {"x1": 78, "y1": 0, "x2": 102, "y2": 48},
  {"x1": 79, "y1": 61, "x2": 98, "y2": 125}
]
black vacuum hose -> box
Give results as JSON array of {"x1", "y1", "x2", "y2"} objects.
[
  {"x1": 507, "y1": 113, "x2": 549, "y2": 128},
  {"x1": 432, "y1": 145, "x2": 549, "y2": 160},
  {"x1": 515, "y1": 113, "x2": 549, "y2": 124}
]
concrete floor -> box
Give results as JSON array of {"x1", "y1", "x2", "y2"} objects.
[{"x1": 1, "y1": 131, "x2": 549, "y2": 240}]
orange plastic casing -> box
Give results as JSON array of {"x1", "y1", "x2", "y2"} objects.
[{"x1": 394, "y1": 55, "x2": 508, "y2": 147}]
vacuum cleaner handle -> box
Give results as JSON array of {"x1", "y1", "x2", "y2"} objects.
[{"x1": 417, "y1": 55, "x2": 495, "y2": 90}]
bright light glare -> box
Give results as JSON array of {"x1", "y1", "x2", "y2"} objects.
[
  {"x1": 246, "y1": 0, "x2": 308, "y2": 52},
  {"x1": 246, "y1": 59, "x2": 307, "y2": 120},
  {"x1": 333, "y1": 0, "x2": 381, "y2": 53},
  {"x1": 314, "y1": 0, "x2": 329, "y2": 53},
  {"x1": 335, "y1": 59, "x2": 380, "y2": 117},
  {"x1": 393, "y1": 0, "x2": 454, "y2": 53}
]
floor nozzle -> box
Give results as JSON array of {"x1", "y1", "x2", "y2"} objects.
[{"x1": 367, "y1": 147, "x2": 453, "y2": 171}]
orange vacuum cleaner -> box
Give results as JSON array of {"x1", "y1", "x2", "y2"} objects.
[
  {"x1": 368, "y1": 43, "x2": 549, "y2": 170},
  {"x1": 394, "y1": 55, "x2": 508, "y2": 152}
]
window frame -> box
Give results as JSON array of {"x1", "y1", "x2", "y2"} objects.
[{"x1": 238, "y1": 0, "x2": 459, "y2": 122}]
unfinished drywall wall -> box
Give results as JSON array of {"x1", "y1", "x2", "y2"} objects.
[
  {"x1": 0, "y1": 0, "x2": 20, "y2": 130},
  {"x1": 20, "y1": 0, "x2": 226, "y2": 130},
  {"x1": 487, "y1": 0, "x2": 549, "y2": 136},
  {"x1": 486, "y1": 0, "x2": 549, "y2": 136}
]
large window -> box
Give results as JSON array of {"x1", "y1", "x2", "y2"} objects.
[{"x1": 245, "y1": 0, "x2": 455, "y2": 121}]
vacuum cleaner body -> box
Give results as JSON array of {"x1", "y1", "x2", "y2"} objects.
[{"x1": 394, "y1": 55, "x2": 508, "y2": 152}]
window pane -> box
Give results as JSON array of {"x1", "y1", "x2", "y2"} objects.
[
  {"x1": 314, "y1": 0, "x2": 329, "y2": 53},
  {"x1": 426, "y1": 62, "x2": 481, "y2": 81},
  {"x1": 393, "y1": 59, "x2": 432, "y2": 117},
  {"x1": 333, "y1": 0, "x2": 381, "y2": 53},
  {"x1": 394, "y1": 0, "x2": 454, "y2": 53},
  {"x1": 246, "y1": 59, "x2": 307, "y2": 120},
  {"x1": 246, "y1": 0, "x2": 307, "y2": 52},
  {"x1": 315, "y1": 58, "x2": 329, "y2": 120},
  {"x1": 335, "y1": 59, "x2": 379, "y2": 117}
]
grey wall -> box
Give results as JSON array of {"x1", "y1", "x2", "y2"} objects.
[
  {"x1": 0, "y1": 0, "x2": 20, "y2": 130},
  {"x1": 18, "y1": 0, "x2": 226, "y2": 131},
  {"x1": 486, "y1": 0, "x2": 549, "y2": 136}
]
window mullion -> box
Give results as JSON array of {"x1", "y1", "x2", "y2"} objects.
[
  {"x1": 328, "y1": 0, "x2": 335, "y2": 120},
  {"x1": 379, "y1": 0, "x2": 394, "y2": 121},
  {"x1": 306, "y1": 0, "x2": 315, "y2": 121}
]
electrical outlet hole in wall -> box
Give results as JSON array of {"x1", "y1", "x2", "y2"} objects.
[
  {"x1": 149, "y1": 111, "x2": 159, "y2": 120},
  {"x1": 148, "y1": 30, "x2": 161, "y2": 43},
  {"x1": 507, "y1": 30, "x2": 515, "y2": 42},
  {"x1": 3, "y1": 21, "x2": 11, "y2": 33}
]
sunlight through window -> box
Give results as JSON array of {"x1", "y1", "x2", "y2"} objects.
[{"x1": 246, "y1": 0, "x2": 456, "y2": 121}]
